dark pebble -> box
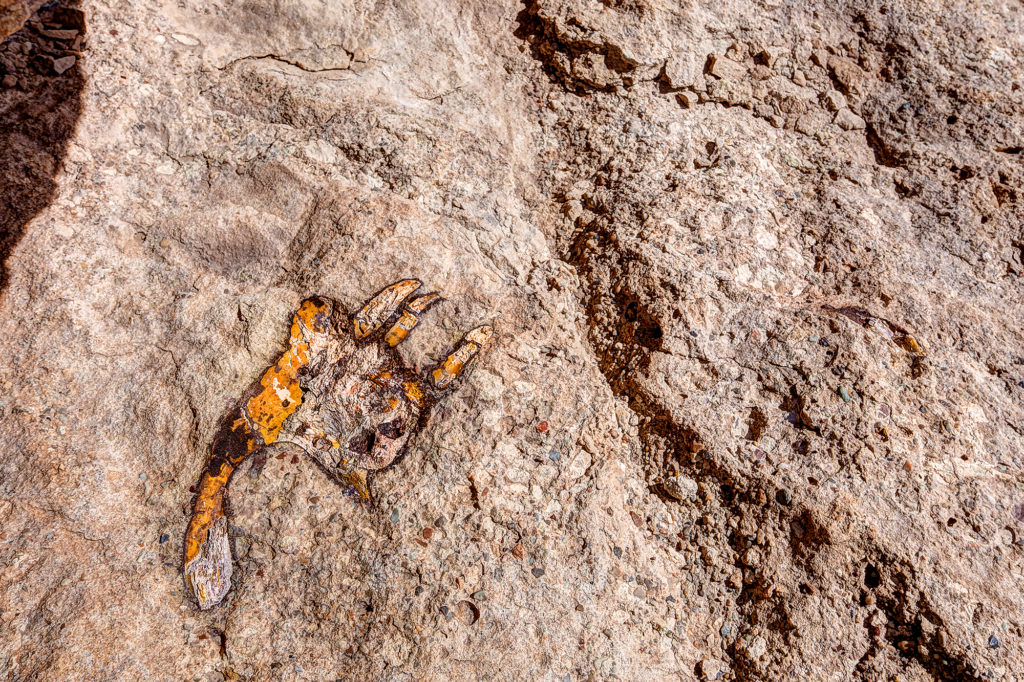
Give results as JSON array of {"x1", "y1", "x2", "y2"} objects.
[
  {"x1": 548, "y1": 450, "x2": 561, "y2": 462},
  {"x1": 989, "y1": 635, "x2": 999, "y2": 648},
  {"x1": 159, "y1": 534, "x2": 169, "y2": 544},
  {"x1": 613, "y1": 546, "x2": 623, "y2": 558},
  {"x1": 532, "y1": 568, "x2": 545, "y2": 578},
  {"x1": 776, "y1": 488, "x2": 793, "y2": 506}
]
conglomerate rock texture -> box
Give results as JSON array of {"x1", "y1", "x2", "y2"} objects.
[
  {"x1": 0, "y1": 1, "x2": 44, "y2": 43},
  {"x1": 1, "y1": 0, "x2": 1022, "y2": 680}
]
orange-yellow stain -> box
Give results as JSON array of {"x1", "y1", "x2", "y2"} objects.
[
  {"x1": 403, "y1": 380, "x2": 426, "y2": 407},
  {"x1": 385, "y1": 310, "x2": 418, "y2": 346},
  {"x1": 432, "y1": 343, "x2": 478, "y2": 386},
  {"x1": 343, "y1": 469, "x2": 370, "y2": 499},
  {"x1": 899, "y1": 334, "x2": 925, "y2": 355},
  {"x1": 385, "y1": 328, "x2": 407, "y2": 346},
  {"x1": 245, "y1": 299, "x2": 330, "y2": 443},
  {"x1": 184, "y1": 459, "x2": 233, "y2": 563},
  {"x1": 245, "y1": 357, "x2": 304, "y2": 443}
]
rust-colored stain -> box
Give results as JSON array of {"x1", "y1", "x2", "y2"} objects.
[{"x1": 183, "y1": 281, "x2": 493, "y2": 609}]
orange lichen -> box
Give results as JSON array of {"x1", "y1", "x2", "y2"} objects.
[
  {"x1": 245, "y1": 356, "x2": 305, "y2": 443},
  {"x1": 403, "y1": 380, "x2": 426, "y2": 407},
  {"x1": 183, "y1": 458, "x2": 233, "y2": 565},
  {"x1": 432, "y1": 343, "x2": 478, "y2": 389},
  {"x1": 247, "y1": 299, "x2": 332, "y2": 444},
  {"x1": 385, "y1": 310, "x2": 418, "y2": 346}
]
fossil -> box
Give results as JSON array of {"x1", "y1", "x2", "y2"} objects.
[{"x1": 183, "y1": 280, "x2": 492, "y2": 609}]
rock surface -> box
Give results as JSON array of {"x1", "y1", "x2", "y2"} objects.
[
  {"x1": 0, "y1": 1, "x2": 43, "y2": 43},
  {"x1": 1, "y1": 0, "x2": 1022, "y2": 680}
]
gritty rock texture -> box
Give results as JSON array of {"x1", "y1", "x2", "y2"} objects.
[
  {"x1": 0, "y1": 0, "x2": 1022, "y2": 680},
  {"x1": 0, "y1": 1, "x2": 42, "y2": 43}
]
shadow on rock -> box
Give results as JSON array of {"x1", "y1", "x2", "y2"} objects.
[{"x1": 0, "y1": 0, "x2": 84, "y2": 293}]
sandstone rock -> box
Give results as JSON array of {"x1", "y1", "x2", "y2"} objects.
[
  {"x1": 0, "y1": 0, "x2": 33, "y2": 42},
  {"x1": 707, "y1": 54, "x2": 747, "y2": 81},
  {"x1": 663, "y1": 53, "x2": 703, "y2": 90},
  {"x1": 1, "y1": 0, "x2": 1022, "y2": 680},
  {"x1": 835, "y1": 106, "x2": 866, "y2": 130},
  {"x1": 828, "y1": 54, "x2": 868, "y2": 95},
  {"x1": 822, "y1": 88, "x2": 847, "y2": 111}
]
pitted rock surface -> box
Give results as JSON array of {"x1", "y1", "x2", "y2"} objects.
[{"x1": 0, "y1": 0, "x2": 1022, "y2": 679}]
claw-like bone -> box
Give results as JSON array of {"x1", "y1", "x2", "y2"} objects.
[
  {"x1": 384, "y1": 293, "x2": 441, "y2": 346},
  {"x1": 407, "y1": 292, "x2": 440, "y2": 314},
  {"x1": 385, "y1": 311, "x2": 419, "y2": 347},
  {"x1": 353, "y1": 280, "x2": 421, "y2": 340},
  {"x1": 431, "y1": 325, "x2": 493, "y2": 390}
]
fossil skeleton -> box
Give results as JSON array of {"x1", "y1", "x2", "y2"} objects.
[{"x1": 183, "y1": 280, "x2": 493, "y2": 609}]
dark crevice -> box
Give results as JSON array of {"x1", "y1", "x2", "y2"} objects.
[
  {"x1": 864, "y1": 121, "x2": 907, "y2": 169},
  {"x1": 856, "y1": 558, "x2": 983, "y2": 681},
  {"x1": 864, "y1": 563, "x2": 880, "y2": 589},
  {"x1": 218, "y1": 53, "x2": 353, "y2": 74},
  {"x1": 0, "y1": 0, "x2": 85, "y2": 295},
  {"x1": 514, "y1": 0, "x2": 636, "y2": 95},
  {"x1": 564, "y1": 211, "x2": 822, "y2": 681}
]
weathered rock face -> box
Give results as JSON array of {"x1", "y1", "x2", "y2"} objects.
[
  {"x1": 0, "y1": 0, "x2": 1021, "y2": 680},
  {"x1": 0, "y1": 1, "x2": 42, "y2": 43}
]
